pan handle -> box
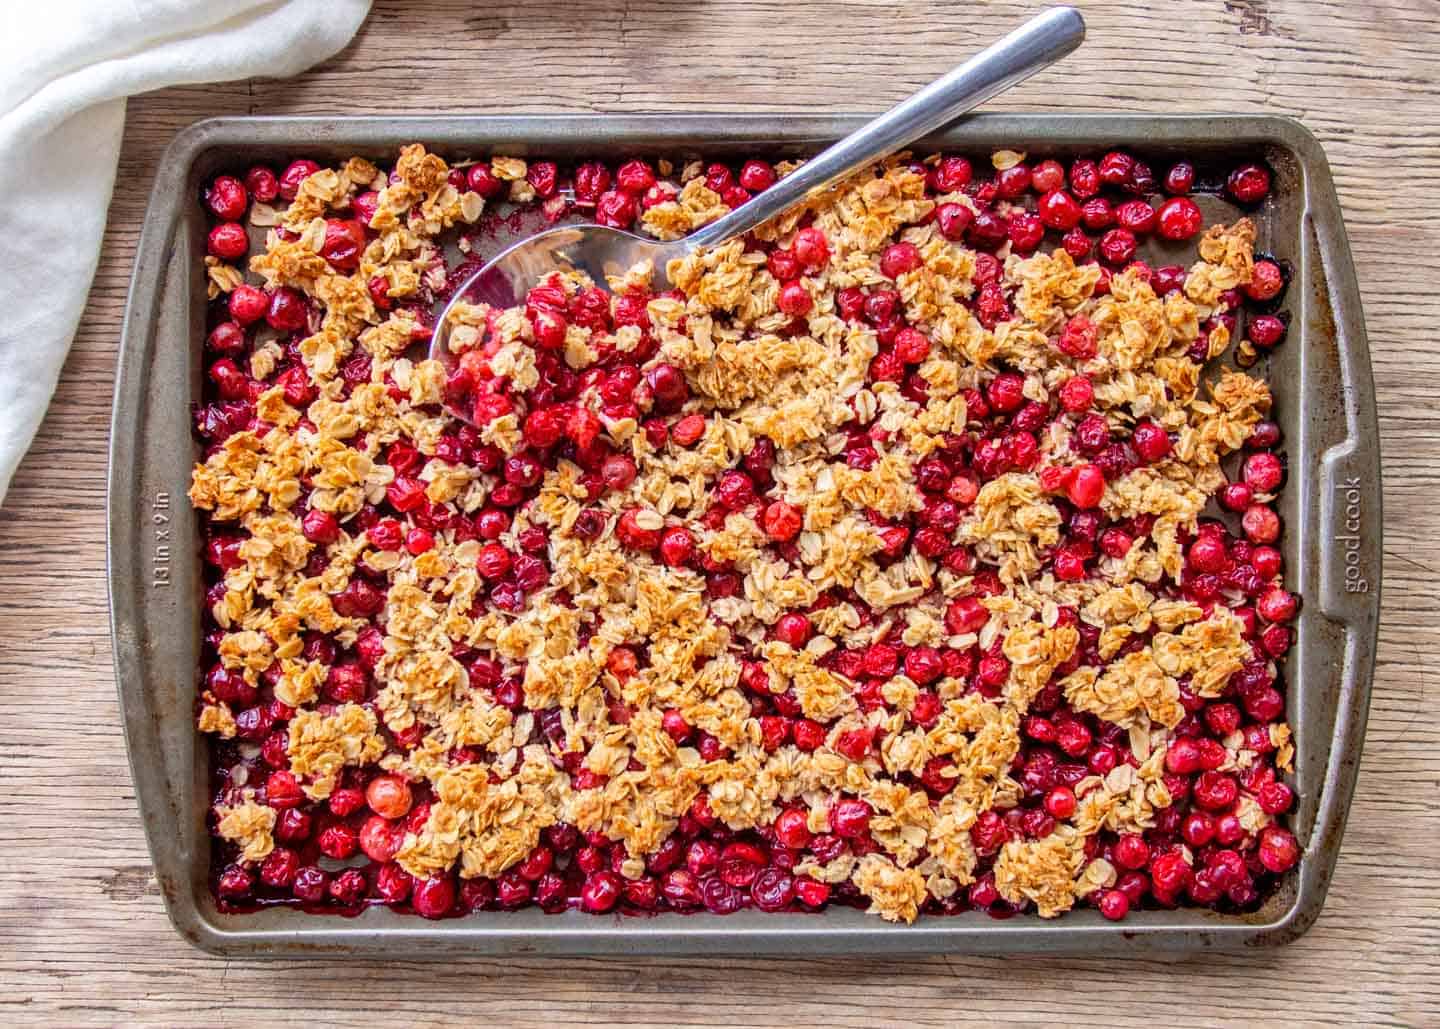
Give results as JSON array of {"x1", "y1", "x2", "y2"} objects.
[{"x1": 1304, "y1": 159, "x2": 1381, "y2": 906}]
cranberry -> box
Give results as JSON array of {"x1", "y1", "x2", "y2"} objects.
[
  {"x1": 275, "y1": 808, "x2": 312, "y2": 844},
  {"x1": 994, "y1": 164, "x2": 1032, "y2": 198},
  {"x1": 244, "y1": 165, "x2": 279, "y2": 203},
  {"x1": 777, "y1": 280, "x2": 813, "y2": 316},
  {"x1": 573, "y1": 161, "x2": 612, "y2": 204},
  {"x1": 317, "y1": 822, "x2": 359, "y2": 860},
  {"x1": 1068, "y1": 158, "x2": 1100, "y2": 197},
  {"x1": 1156, "y1": 196, "x2": 1203, "y2": 240},
  {"x1": 1114, "y1": 834, "x2": 1151, "y2": 870},
  {"x1": 366, "y1": 774, "x2": 413, "y2": 818},
  {"x1": 761, "y1": 501, "x2": 803, "y2": 542},
  {"x1": 595, "y1": 190, "x2": 638, "y2": 228},
  {"x1": 1098, "y1": 889, "x2": 1130, "y2": 921},
  {"x1": 217, "y1": 863, "x2": 254, "y2": 899},
  {"x1": 1098, "y1": 151, "x2": 1135, "y2": 188},
  {"x1": 935, "y1": 202, "x2": 973, "y2": 241},
  {"x1": 1115, "y1": 199, "x2": 1156, "y2": 234},
  {"x1": 1242, "y1": 504, "x2": 1281, "y2": 544},
  {"x1": 320, "y1": 219, "x2": 365, "y2": 271},
  {"x1": 1098, "y1": 228, "x2": 1137, "y2": 265},
  {"x1": 645, "y1": 363, "x2": 688, "y2": 409},
  {"x1": 1008, "y1": 211, "x2": 1045, "y2": 252},
  {"x1": 1244, "y1": 259, "x2": 1285, "y2": 302},
  {"x1": 278, "y1": 159, "x2": 320, "y2": 201},
  {"x1": 1228, "y1": 163, "x2": 1272, "y2": 205},
  {"x1": 1258, "y1": 825, "x2": 1300, "y2": 872},
  {"x1": 879, "y1": 242, "x2": 923, "y2": 279},
  {"x1": 1036, "y1": 189, "x2": 1083, "y2": 231},
  {"x1": 266, "y1": 286, "x2": 308, "y2": 332},
  {"x1": 290, "y1": 865, "x2": 327, "y2": 903},
  {"x1": 1066, "y1": 464, "x2": 1105, "y2": 509},
  {"x1": 205, "y1": 176, "x2": 249, "y2": 221},
  {"x1": 1193, "y1": 771, "x2": 1240, "y2": 811},
  {"x1": 207, "y1": 222, "x2": 248, "y2": 260},
  {"x1": 933, "y1": 156, "x2": 973, "y2": 191},
  {"x1": 1080, "y1": 197, "x2": 1114, "y2": 231},
  {"x1": 966, "y1": 210, "x2": 1008, "y2": 251},
  {"x1": 1250, "y1": 313, "x2": 1287, "y2": 348},
  {"x1": 1044, "y1": 786, "x2": 1076, "y2": 819},
  {"x1": 411, "y1": 875, "x2": 456, "y2": 919},
  {"x1": 1132, "y1": 420, "x2": 1172, "y2": 463},
  {"x1": 830, "y1": 798, "x2": 871, "y2": 837}
]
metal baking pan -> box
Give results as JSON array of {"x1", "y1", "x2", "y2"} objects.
[{"x1": 108, "y1": 114, "x2": 1380, "y2": 956}]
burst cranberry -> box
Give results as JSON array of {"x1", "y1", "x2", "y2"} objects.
[
  {"x1": 1068, "y1": 158, "x2": 1100, "y2": 197},
  {"x1": 1081, "y1": 197, "x2": 1114, "y2": 231},
  {"x1": 595, "y1": 190, "x2": 638, "y2": 228},
  {"x1": 658, "y1": 526, "x2": 695, "y2": 567},
  {"x1": 1098, "y1": 228, "x2": 1137, "y2": 265},
  {"x1": 317, "y1": 822, "x2": 359, "y2": 860},
  {"x1": 791, "y1": 226, "x2": 830, "y2": 271},
  {"x1": 278, "y1": 159, "x2": 319, "y2": 200},
  {"x1": 761, "y1": 500, "x2": 803, "y2": 542},
  {"x1": 1057, "y1": 314, "x2": 1098, "y2": 360},
  {"x1": 1156, "y1": 196, "x2": 1203, "y2": 240},
  {"x1": 714, "y1": 470, "x2": 756, "y2": 510},
  {"x1": 1115, "y1": 199, "x2": 1156, "y2": 234},
  {"x1": 830, "y1": 798, "x2": 871, "y2": 838}
]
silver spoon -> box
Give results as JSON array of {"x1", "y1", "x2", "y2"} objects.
[{"x1": 431, "y1": 6, "x2": 1085, "y2": 421}]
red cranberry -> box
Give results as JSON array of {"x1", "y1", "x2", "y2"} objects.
[
  {"x1": 1258, "y1": 825, "x2": 1300, "y2": 872},
  {"x1": 1244, "y1": 259, "x2": 1285, "y2": 302},
  {"x1": 217, "y1": 863, "x2": 253, "y2": 899},
  {"x1": 206, "y1": 176, "x2": 248, "y2": 221},
  {"x1": 879, "y1": 242, "x2": 923, "y2": 279},
  {"x1": 739, "y1": 160, "x2": 777, "y2": 191},
  {"x1": 1098, "y1": 228, "x2": 1137, "y2": 265},
  {"x1": 933, "y1": 156, "x2": 973, "y2": 191},
  {"x1": 411, "y1": 875, "x2": 456, "y2": 919},
  {"x1": 1250, "y1": 313, "x2": 1287, "y2": 348},
  {"x1": 1228, "y1": 163, "x2": 1272, "y2": 205},
  {"x1": 1115, "y1": 199, "x2": 1156, "y2": 234},
  {"x1": 1036, "y1": 189, "x2": 1083, "y2": 231},
  {"x1": 266, "y1": 287, "x2": 308, "y2": 332},
  {"x1": 1008, "y1": 211, "x2": 1044, "y2": 252},
  {"x1": 1163, "y1": 161, "x2": 1195, "y2": 195},
  {"x1": 595, "y1": 190, "x2": 638, "y2": 228},
  {"x1": 1097, "y1": 889, "x2": 1130, "y2": 921},
  {"x1": 278, "y1": 160, "x2": 320, "y2": 201},
  {"x1": 317, "y1": 822, "x2": 359, "y2": 860},
  {"x1": 1132, "y1": 420, "x2": 1172, "y2": 463},
  {"x1": 1080, "y1": 197, "x2": 1114, "y2": 232},
  {"x1": 1066, "y1": 464, "x2": 1105, "y2": 509},
  {"x1": 1068, "y1": 158, "x2": 1100, "y2": 197},
  {"x1": 244, "y1": 165, "x2": 279, "y2": 203},
  {"x1": 935, "y1": 202, "x2": 973, "y2": 241},
  {"x1": 994, "y1": 164, "x2": 1032, "y2": 198},
  {"x1": 207, "y1": 223, "x2": 248, "y2": 260},
  {"x1": 1156, "y1": 196, "x2": 1203, "y2": 240},
  {"x1": 830, "y1": 798, "x2": 871, "y2": 838},
  {"x1": 1242, "y1": 504, "x2": 1281, "y2": 544}
]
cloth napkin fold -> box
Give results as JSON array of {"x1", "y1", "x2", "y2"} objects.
[{"x1": 0, "y1": 0, "x2": 371, "y2": 505}]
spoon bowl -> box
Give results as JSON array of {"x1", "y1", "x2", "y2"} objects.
[{"x1": 431, "y1": 6, "x2": 1085, "y2": 420}]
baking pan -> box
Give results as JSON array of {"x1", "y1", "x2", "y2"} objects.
[{"x1": 107, "y1": 114, "x2": 1380, "y2": 956}]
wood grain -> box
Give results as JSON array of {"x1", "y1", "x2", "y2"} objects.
[{"x1": 2, "y1": 0, "x2": 1437, "y2": 1024}]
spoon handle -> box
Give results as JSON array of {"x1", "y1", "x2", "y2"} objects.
[{"x1": 683, "y1": 6, "x2": 1085, "y2": 251}]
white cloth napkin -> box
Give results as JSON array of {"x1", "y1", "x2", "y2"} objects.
[{"x1": 0, "y1": 0, "x2": 371, "y2": 505}]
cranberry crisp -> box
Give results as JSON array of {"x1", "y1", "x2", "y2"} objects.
[{"x1": 191, "y1": 145, "x2": 1298, "y2": 923}]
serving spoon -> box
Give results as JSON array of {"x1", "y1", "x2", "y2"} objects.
[{"x1": 431, "y1": 6, "x2": 1085, "y2": 421}]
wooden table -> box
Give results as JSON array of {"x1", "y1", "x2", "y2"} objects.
[{"x1": 2, "y1": 1, "x2": 1435, "y2": 1024}]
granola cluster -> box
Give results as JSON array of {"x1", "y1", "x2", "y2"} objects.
[{"x1": 193, "y1": 146, "x2": 1296, "y2": 923}]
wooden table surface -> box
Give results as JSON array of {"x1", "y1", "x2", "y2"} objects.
[{"x1": 3, "y1": 0, "x2": 1436, "y2": 1024}]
